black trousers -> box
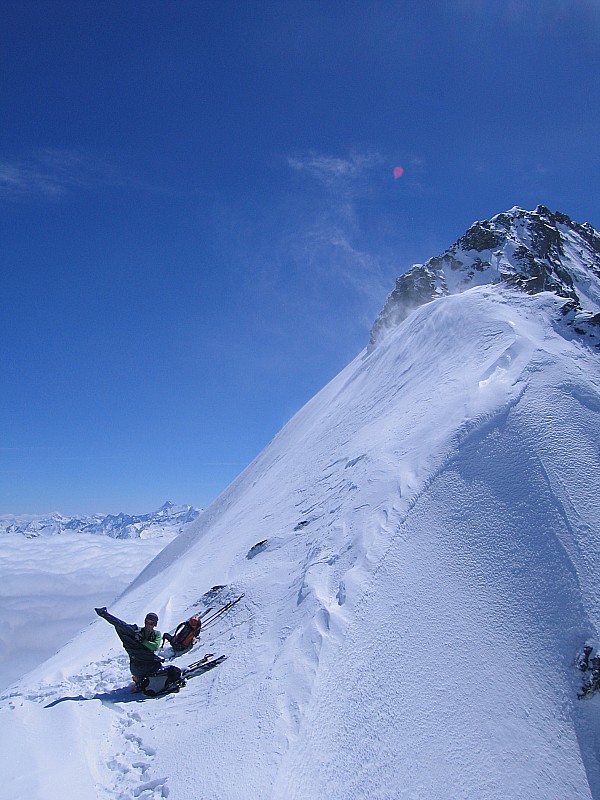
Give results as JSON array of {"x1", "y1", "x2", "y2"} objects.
[{"x1": 99, "y1": 609, "x2": 163, "y2": 677}]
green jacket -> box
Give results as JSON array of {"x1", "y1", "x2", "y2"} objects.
[{"x1": 139, "y1": 627, "x2": 161, "y2": 652}]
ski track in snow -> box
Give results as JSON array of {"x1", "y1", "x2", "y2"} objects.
[{"x1": 2, "y1": 286, "x2": 600, "y2": 798}]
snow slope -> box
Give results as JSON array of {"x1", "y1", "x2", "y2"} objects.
[{"x1": 2, "y1": 210, "x2": 600, "y2": 800}]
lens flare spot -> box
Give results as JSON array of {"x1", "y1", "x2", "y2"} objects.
[{"x1": 393, "y1": 166, "x2": 404, "y2": 180}]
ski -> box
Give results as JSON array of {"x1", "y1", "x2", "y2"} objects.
[
  {"x1": 182, "y1": 654, "x2": 227, "y2": 679},
  {"x1": 201, "y1": 594, "x2": 245, "y2": 630},
  {"x1": 139, "y1": 655, "x2": 227, "y2": 697}
]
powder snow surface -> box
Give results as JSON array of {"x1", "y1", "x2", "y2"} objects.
[{"x1": 2, "y1": 286, "x2": 600, "y2": 800}]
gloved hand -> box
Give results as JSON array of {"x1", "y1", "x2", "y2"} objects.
[{"x1": 95, "y1": 607, "x2": 108, "y2": 617}]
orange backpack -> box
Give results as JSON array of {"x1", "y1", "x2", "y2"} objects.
[{"x1": 170, "y1": 615, "x2": 201, "y2": 651}]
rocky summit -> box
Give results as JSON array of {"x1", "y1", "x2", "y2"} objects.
[{"x1": 370, "y1": 205, "x2": 600, "y2": 346}]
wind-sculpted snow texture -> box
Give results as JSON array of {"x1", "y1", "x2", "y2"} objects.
[{"x1": 2, "y1": 208, "x2": 600, "y2": 799}]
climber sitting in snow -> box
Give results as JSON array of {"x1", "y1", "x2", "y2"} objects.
[{"x1": 95, "y1": 607, "x2": 163, "y2": 687}]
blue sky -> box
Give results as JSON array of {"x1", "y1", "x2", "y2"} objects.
[{"x1": 1, "y1": 0, "x2": 599, "y2": 515}]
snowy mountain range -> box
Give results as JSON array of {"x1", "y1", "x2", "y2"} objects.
[
  {"x1": 0, "y1": 500, "x2": 201, "y2": 539},
  {"x1": 2, "y1": 206, "x2": 600, "y2": 800}
]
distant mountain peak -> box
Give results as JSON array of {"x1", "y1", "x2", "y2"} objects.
[{"x1": 370, "y1": 206, "x2": 600, "y2": 346}]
